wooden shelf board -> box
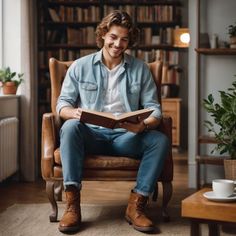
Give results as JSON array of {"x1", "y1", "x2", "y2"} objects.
[
  {"x1": 195, "y1": 48, "x2": 236, "y2": 55},
  {"x1": 137, "y1": 44, "x2": 177, "y2": 50},
  {"x1": 41, "y1": 22, "x2": 99, "y2": 27},
  {"x1": 137, "y1": 21, "x2": 180, "y2": 27},
  {"x1": 196, "y1": 155, "x2": 230, "y2": 165},
  {"x1": 136, "y1": 0, "x2": 182, "y2": 6},
  {"x1": 39, "y1": 44, "x2": 98, "y2": 50},
  {"x1": 198, "y1": 135, "x2": 219, "y2": 144}
]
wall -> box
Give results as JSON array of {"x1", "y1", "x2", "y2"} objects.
[
  {"x1": 2, "y1": 0, "x2": 21, "y2": 80},
  {"x1": 188, "y1": 0, "x2": 236, "y2": 188},
  {"x1": 1, "y1": 0, "x2": 37, "y2": 181}
]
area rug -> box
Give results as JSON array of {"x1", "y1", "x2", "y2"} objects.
[{"x1": 0, "y1": 202, "x2": 234, "y2": 236}]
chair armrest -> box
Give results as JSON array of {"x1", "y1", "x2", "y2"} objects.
[
  {"x1": 157, "y1": 115, "x2": 173, "y2": 181},
  {"x1": 41, "y1": 113, "x2": 58, "y2": 180},
  {"x1": 158, "y1": 115, "x2": 172, "y2": 146}
]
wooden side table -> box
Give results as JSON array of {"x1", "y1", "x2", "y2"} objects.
[
  {"x1": 182, "y1": 188, "x2": 236, "y2": 236},
  {"x1": 162, "y1": 98, "x2": 181, "y2": 147}
]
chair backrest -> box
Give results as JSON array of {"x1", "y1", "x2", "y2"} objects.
[{"x1": 49, "y1": 57, "x2": 163, "y2": 115}]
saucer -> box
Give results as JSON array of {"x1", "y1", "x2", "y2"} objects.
[{"x1": 203, "y1": 191, "x2": 236, "y2": 202}]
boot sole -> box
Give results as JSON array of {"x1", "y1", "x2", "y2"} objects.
[
  {"x1": 58, "y1": 224, "x2": 80, "y2": 233},
  {"x1": 125, "y1": 215, "x2": 154, "y2": 232}
]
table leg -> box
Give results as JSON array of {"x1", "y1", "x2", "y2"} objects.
[
  {"x1": 208, "y1": 223, "x2": 219, "y2": 236},
  {"x1": 190, "y1": 220, "x2": 200, "y2": 236}
]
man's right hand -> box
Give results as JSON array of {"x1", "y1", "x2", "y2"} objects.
[{"x1": 59, "y1": 107, "x2": 82, "y2": 120}]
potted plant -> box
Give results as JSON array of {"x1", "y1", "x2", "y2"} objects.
[
  {"x1": 227, "y1": 22, "x2": 236, "y2": 48},
  {"x1": 0, "y1": 67, "x2": 24, "y2": 95},
  {"x1": 203, "y1": 80, "x2": 236, "y2": 179}
]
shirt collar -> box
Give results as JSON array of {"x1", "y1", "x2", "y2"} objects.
[{"x1": 93, "y1": 49, "x2": 131, "y2": 67}]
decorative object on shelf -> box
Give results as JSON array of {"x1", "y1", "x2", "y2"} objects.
[
  {"x1": 173, "y1": 28, "x2": 190, "y2": 48},
  {"x1": 0, "y1": 67, "x2": 24, "y2": 95},
  {"x1": 209, "y1": 34, "x2": 218, "y2": 49},
  {"x1": 227, "y1": 22, "x2": 236, "y2": 48},
  {"x1": 203, "y1": 80, "x2": 236, "y2": 179}
]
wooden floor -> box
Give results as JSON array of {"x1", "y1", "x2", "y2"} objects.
[{"x1": 0, "y1": 152, "x2": 195, "y2": 213}]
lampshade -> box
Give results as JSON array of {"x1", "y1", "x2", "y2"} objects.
[{"x1": 173, "y1": 28, "x2": 190, "y2": 48}]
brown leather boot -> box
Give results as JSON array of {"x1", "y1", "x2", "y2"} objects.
[
  {"x1": 58, "y1": 186, "x2": 81, "y2": 233},
  {"x1": 125, "y1": 191, "x2": 154, "y2": 232}
]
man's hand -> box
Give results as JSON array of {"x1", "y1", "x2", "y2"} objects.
[
  {"x1": 59, "y1": 107, "x2": 82, "y2": 120},
  {"x1": 119, "y1": 116, "x2": 160, "y2": 133},
  {"x1": 119, "y1": 120, "x2": 146, "y2": 133}
]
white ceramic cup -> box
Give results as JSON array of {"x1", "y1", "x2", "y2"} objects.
[{"x1": 212, "y1": 179, "x2": 235, "y2": 197}]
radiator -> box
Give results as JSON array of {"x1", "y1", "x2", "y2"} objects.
[{"x1": 0, "y1": 117, "x2": 19, "y2": 182}]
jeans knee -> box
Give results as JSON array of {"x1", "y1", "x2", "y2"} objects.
[
  {"x1": 60, "y1": 119, "x2": 81, "y2": 138},
  {"x1": 147, "y1": 130, "x2": 170, "y2": 150},
  {"x1": 159, "y1": 133, "x2": 170, "y2": 150}
]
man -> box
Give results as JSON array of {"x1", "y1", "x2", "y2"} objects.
[{"x1": 57, "y1": 10, "x2": 169, "y2": 233}]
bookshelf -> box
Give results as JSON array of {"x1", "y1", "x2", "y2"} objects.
[
  {"x1": 37, "y1": 0, "x2": 184, "y2": 147},
  {"x1": 195, "y1": 0, "x2": 236, "y2": 188}
]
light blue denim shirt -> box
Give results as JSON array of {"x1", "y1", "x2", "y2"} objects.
[{"x1": 56, "y1": 50, "x2": 162, "y2": 120}]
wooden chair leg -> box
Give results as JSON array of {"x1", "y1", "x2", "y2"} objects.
[
  {"x1": 161, "y1": 181, "x2": 173, "y2": 222},
  {"x1": 152, "y1": 182, "x2": 159, "y2": 201},
  {"x1": 196, "y1": 160, "x2": 201, "y2": 190},
  {"x1": 54, "y1": 181, "x2": 63, "y2": 201},
  {"x1": 46, "y1": 180, "x2": 58, "y2": 222}
]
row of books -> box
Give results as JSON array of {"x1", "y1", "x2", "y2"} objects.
[
  {"x1": 155, "y1": 50, "x2": 179, "y2": 65},
  {"x1": 139, "y1": 27, "x2": 174, "y2": 45},
  {"x1": 137, "y1": 49, "x2": 179, "y2": 64},
  {"x1": 137, "y1": 5, "x2": 175, "y2": 22},
  {"x1": 38, "y1": 47, "x2": 179, "y2": 67},
  {"x1": 47, "y1": 5, "x2": 177, "y2": 23},
  {"x1": 103, "y1": 5, "x2": 135, "y2": 21},
  {"x1": 48, "y1": 6, "x2": 100, "y2": 23},
  {"x1": 39, "y1": 26, "x2": 96, "y2": 45},
  {"x1": 162, "y1": 62, "x2": 181, "y2": 85},
  {"x1": 39, "y1": 26, "x2": 176, "y2": 47},
  {"x1": 39, "y1": 87, "x2": 51, "y2": 104},
  {"x1": 67, "y1": 27, "x2": 96, "y2": 44}
]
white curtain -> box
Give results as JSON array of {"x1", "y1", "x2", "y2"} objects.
[{"x1": 19, "y1": 0, "x2": 38, "y2": 181}]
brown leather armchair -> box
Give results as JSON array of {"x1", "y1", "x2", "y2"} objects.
[{"x1": 41, "y1": 58, "x2": 173, "y2": 223}]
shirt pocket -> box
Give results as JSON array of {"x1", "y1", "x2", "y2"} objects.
[{"x1": 79, "y1": 82, "x2": 98, "y2": 104}]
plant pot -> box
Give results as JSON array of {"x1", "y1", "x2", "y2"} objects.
[
  {"x1": 2, "y1": 82, "x2": 17, "y2": 95},
  {"x1": 229, "y1": 36, "x2": 236, "y2": 48},
  {"x1": 224, "y1": 159, "x2": 236, "y2": 180},
  {"x1": 230, "y1": 36, "x2": 236, "y2": 44}
]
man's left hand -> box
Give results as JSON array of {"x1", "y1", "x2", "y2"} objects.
[{"x1": 119, "y1": 121, "x2": 146, "y2": 133}]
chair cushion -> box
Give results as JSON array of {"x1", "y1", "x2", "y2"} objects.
[{"x1": 54, "y1": 148, "x2": 140, "y2": 170}]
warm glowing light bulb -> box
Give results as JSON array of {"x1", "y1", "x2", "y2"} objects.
[{"x1": 180, "y1": 33, "x2": 190, "y2": 44}]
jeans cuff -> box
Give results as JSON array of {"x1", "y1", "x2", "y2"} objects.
[
  {"x1": 64, "y1": 181, "x2": 81, "y2": 190},
  {"x1": 133, "y1": 188, "x2": 150, "y2": 197}
]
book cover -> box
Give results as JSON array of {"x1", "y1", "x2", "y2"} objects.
[{"x1": 80, "y1": 108, "x2": 154, "y2": 129}]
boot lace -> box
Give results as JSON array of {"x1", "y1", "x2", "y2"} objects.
[{"x1": 136, "y1": 197, "x2": 148, "y2": 214}]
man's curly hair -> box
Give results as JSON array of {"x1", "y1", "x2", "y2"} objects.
[{"x1": 95, "y1": 10, "x2": 139, "y2": 49}]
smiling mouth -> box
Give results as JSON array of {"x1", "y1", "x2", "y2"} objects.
[{"x1": 112, "y1": 48, "x2": 122, "y2": 53}]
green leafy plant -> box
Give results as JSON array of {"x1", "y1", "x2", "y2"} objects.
[
  {"x1": 203, "y1": 81, "x2": 236, "y2": 159},
  {"x1": 0, "y1": 67, "x2": 24, "y2": 87},
  {"x1": 227, "y1": 23, "x2": 236, "y2": 37}
]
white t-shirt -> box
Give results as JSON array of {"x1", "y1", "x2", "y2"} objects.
[{"x1": 101, "y1": 61, "x2": 125, "y2": 114}]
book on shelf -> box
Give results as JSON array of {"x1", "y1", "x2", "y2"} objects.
[
  {"x1": 48, "y1": 8, "x2": 61, "y2": 22},
  {"x1": 80, "y1": 108, "x2": 154, "y2": 129}
]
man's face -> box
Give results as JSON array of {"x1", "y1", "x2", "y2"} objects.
[{"x1": 102, "y1": 25, "x2": 129, "y2": 59}]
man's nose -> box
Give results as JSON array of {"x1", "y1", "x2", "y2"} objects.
[{"x1": 114, "y1": 39, "x2": 121, "y2": 47}]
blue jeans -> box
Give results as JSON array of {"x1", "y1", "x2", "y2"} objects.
[{"x1": 60, "y1": 119, "x2": 169, "y2": 196}]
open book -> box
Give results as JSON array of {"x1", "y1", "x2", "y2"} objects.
[{"x1": 80, "y1": 108, "x2": 154, "y2": 129}]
